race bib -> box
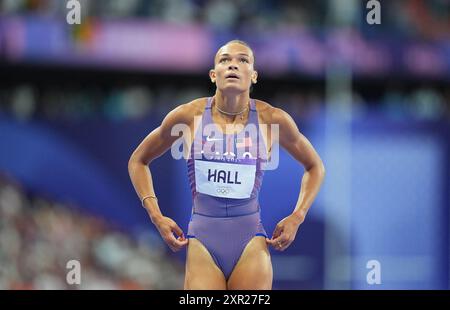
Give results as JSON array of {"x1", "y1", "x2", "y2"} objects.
[{"x1": 195, "y1": 160, "x2": 256, "y2": 199}]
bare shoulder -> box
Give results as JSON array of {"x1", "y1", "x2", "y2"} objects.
[
  {"x1": 165, "y1": 97, "x2": 208, "y2": 125},
  {"x1": 185, "y1": 97, "x2": 208, "y2": 116},
  {"x1": 254, "y1": 99, "x2": 290, "y2": 125}
]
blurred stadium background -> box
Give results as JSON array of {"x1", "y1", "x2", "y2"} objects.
[{"x1": 0, "y1": 0, "x2": 449, "y2": 289}]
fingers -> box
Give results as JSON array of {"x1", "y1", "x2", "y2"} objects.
[
  {"x1": 266, "y1": 237, "x2": 284, "y2": 250},
  {"x1": 170, "y1": 222, "x2": 184, "y2": 238},
  {"x1": 173, "y1": 235, "x2": 189, "y2": 251},
  {"x1": 272, "y1": 224, "x2": 282, "y2": 240},
  {"x1": 165, "y1": 234, "x2": 188, "y2": 252},
  {"x1": 265, "y1": 238, "x2": 275, "y2": 245},
  {"x1": 266, "y1": 235, "x2": 290, "y2": 251},
  {"x1": 265, "y1": 238, "x2": 277, "y2": 249},
  {"x1": 162, "y1": 220, "x2": 188, "y2": 252},
  {"x1": 265, "y1": 223, "x2": 286, "y2": 250}
]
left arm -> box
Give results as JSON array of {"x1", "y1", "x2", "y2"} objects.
[{"x1": 266, "y1": 107, "x2": 325, "y2": 251}]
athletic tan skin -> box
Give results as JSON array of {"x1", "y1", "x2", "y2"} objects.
[{"x1": 128, "y1": 41, "x2": 325, "y2": 290}]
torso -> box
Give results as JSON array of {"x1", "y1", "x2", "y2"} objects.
[
  {"x1": 184, "y1": 97, "x2": 274, "y2": 157},
  {"x1": 185, "y1": 96, "x2": 272, "y2": 205}
]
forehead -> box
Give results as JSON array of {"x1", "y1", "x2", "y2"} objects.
[{"x1": 215, "y1": 43, "x2": 254, "y2": 62}]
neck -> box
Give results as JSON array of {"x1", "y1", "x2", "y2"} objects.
[{"x1": 214, "y1": 90, "x2": 250, "y2": 114}]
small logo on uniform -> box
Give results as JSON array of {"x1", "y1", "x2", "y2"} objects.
[
  {"x1": 206, "y1": 136, "x2": 223, "y2": 142},
  {"x1": 216, "y1": 187, "x2": 231, "y2": 195}
]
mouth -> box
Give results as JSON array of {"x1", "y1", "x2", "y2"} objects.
[{"x1": 225, "y1": 73, "x2": 240, "y2": 80}]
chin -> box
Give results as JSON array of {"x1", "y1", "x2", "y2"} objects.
[{"x1": 220, "y1": 85, "x2": 247, "y2": 95}]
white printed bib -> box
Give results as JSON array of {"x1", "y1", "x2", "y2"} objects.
[{"x1": 194, "y1": 159, "x2": 256, "y2": 199}]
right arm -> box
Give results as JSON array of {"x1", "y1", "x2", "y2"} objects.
[{"x1": 128, "y1": 102, "x2": 193, "y2": 252}]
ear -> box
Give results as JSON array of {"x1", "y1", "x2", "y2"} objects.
[
  {"x1": 209, "y1": 69, "x2": 216, "y2": 83},
  {"x1": 251, "y1": 70, "x2": 258, "y2": 84}
]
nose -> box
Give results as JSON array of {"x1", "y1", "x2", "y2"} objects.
[{"x1": 228, "y1": 60, "x2": 239, "y2": 70}]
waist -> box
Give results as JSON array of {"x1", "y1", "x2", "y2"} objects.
[{"x1": 192, "y1": 193, "x2": 260, "y2": 217}]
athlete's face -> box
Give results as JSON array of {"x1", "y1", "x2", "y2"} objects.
[{"x1": 210, "y1": 43, "x2": 258, "y2": 94}]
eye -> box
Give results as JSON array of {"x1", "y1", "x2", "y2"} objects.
[
  {"x1": 240, "y1": 58, "x2": 249, "y2": 63},
  {"x1": 219, "y1": 58, "x2": 229, "y2": 63}
]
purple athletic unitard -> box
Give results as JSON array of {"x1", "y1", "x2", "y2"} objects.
[{"x1": 186, "y1": 97, "x2": 268, "y2": 279}]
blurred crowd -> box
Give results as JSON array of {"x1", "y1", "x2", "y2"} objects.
[
  {"x1": 0, "y1": 83, "x2": 448, "y2": 123},
  {"x1": 0, "y1": 175, "x2": 184, "y2": 289},
  {"x1": 0, "y1": 0, "x2": 448, "y2": 40},
  {"x1": 0, "y1": 0, "x2": 448, "y2": 123}
]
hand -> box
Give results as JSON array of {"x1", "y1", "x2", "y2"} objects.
[
  {"x1": 266, "y1": 214, "x2": 303, "y2": 251},
  {"x1": 153, "y1": 216, "x2": 188, "y2": 252}
]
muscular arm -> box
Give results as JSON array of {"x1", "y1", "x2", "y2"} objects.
[
  {"x1": 128, "y1": 103, "x2": 189, "y2": 220},
  {"x1": 128, "y1": 102, "x2": 196, "y2": 251},
  {"x1": 274, "y1": 107, "x2": 325, "y2": 224},
  {"x1": 265, "y1": 106, "x2": 325, "y2": 251}
]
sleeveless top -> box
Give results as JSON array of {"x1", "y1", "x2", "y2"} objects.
[{"x1": 186, "y1": 97, "x2": 267, "y2": 217}]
